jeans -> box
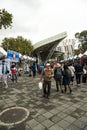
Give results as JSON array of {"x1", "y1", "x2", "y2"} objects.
[
  {"x1": 12, "y1": 73, "x2": 17, "y2": 82},
  {"x1": 76, "y1": 74, "x2": 81, "y2": 84},
  {"x1": 43, "y1": 81, "x2": 51, "y2": 97}
]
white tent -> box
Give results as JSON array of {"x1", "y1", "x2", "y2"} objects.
[
  {"x1": 0, "y1": 47, "x2": 7, "y2": 56},
  {"x1": 74, "y1": 55, "x2": 78, "y2": 59},
  {"x1": 23, "y1": 55, "x2": 28, "y2": 59},
  {"x1": 78, "y1": 53, "x2": 83, "y2": 58},
  {"x1": 84, "y1": 51, "x2": 87, "y2": 55},
  {"x1": 19, "y1": 53, "x2": 22, "y2": 58}
]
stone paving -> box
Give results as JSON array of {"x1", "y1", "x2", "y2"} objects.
[{"x1": 0, "y1": 74, "x2": 87, "y2": 130}]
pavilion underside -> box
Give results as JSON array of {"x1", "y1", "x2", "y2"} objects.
[{"x1": 33, "y1": 32, "x2": 67, "y2": 64}]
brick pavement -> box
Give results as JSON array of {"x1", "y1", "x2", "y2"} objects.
[{"x1": 0, "y1": 75, "x2": 87, "y2": 130}]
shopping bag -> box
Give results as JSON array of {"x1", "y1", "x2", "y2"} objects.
[{"x1": 38, "y1": 82, "x2": 43, "y2": 89}]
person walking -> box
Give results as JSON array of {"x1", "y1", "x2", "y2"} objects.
[
  {"x1": 1, "y1": 60, "x2": 9, "y2": 88},
  {"x1": 74, "y1": 60, "x2": 83, "y2": 86},
  {"x1": 11, "y1": 62, "x2": 18, "y2": 83},
  {"x1": 68, "y1": 63, "x2": 75, "y2": 85},
  {"x1": 54, "y1": 63, "x2": 63, "y2": 93},
  {"x1": 82, "y1": 63, "x2": 87, "y2": 83},
  {"x1": 32, "y1": 62, "x2": 37, "y2": 77},
  {"x1": 62, "y1": 64, "x2": 72, "y2": 93},
  {"x1": 41, "y1": 63, "x2": 54, "y2": 99}
]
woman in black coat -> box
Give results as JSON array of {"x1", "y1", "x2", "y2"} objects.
[{"x1": 62, "y1": 64, "x2": 72, "y2": 93}]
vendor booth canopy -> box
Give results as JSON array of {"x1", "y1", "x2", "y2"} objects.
[
  {"x1": 0, "y1": 47, "x2": 7, "y2": 60},
  {"x1": 7, "y1": 50, "x2": 19, "y2": 62},
  {"x1": 84, "y1": 51, "x2": 87, "y2": 55},
  {"x1": 0, "y1": 47, "x2": 7, "y2": 56},
  {"x1": 78, "y1": 53, "x2": 83, "y2": 58}
]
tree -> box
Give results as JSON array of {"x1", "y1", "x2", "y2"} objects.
[
  {"x1": 0, "y1": 9, "x2": 13, "y2": 29},
  {"x1": 75, "y1": 30, "x2": 87, "y2": 53},
  {"x1": 1, "y1": 36, "x2": 34, "y2": 56}
]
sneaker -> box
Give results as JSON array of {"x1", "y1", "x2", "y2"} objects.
[
  {"x1": 46, "y1": 95, "x2": 50, "y2": 99},
  {"x1": 65, "y1": 89, "x2": 67, "y2": 93},
  {"x1": 43, "y1": 95, "x2": 46, "y2": 97},
  {"x1": 77, "y1": 84, "x2": 80, "y2": 87},
  {"x1": 70, "y1": 89, "x2": 72, "y2": 93},
  {"x1": 46, "y1": 96, "x2": 49, "y2": 99},
  {"x1": 5, "y1": 85, "x2": 8, "y2": 88},
  {"x1": 61, "y1": 90, "x2": 64, "y2": 93},
  {"x1": 56, "y1": 89, "x2": 59, "y2": 92}
]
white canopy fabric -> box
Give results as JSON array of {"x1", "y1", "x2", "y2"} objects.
[
  {"x1": 78, "y1": 53, "x2": 83, "y2": 58},
  {"x1": 27, "y1": 56, "x2": 32, "y2": 60},
  {"x1": 19, "y1": 53, "x2": 22, "y2": 58},
  {"x1": 0, "y1": 47, "x2": 7, "y2": 56},
  {"x1": 74, "y1": 55, "x2": 78, "y2": 59},
  {"x1": 23, "y1": 55, "x2": 28, "y2": 59},
  {"x1": 84, "y1": 51, "x2": 87, "y2": 55},
  {"x1": 22, "y1": 55, "x2": 36, "y2": 61}
]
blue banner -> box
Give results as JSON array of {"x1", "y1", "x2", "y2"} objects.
[{"x1": 7, "y1": 50, "x2": 19, "y2": 62}]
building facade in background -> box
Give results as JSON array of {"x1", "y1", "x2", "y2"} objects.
[{"x1": 56, "y1": 39, "x2": 76, "y2": 60}]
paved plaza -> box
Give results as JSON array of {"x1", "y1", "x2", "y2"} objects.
[{"x1": 0, "y1": 75, "x2": 87, "y2": 130}]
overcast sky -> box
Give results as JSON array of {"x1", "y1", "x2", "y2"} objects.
[{"x1": 0, "y1": 0, "x2": 87, "y2": 44}]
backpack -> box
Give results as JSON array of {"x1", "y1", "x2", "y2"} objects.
[
  {"x1": 55, "y1": 67, "x2": 62, "y2": 78},
  {"x1": 65, "y1": 69, "x2": 72, "y2": 78}
]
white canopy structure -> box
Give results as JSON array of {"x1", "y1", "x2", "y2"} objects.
[
  {"x1": 22, "y1": 55, "x2": 36, "y2": 61},
  {"x1": 23, "y1": 55, "x2": 28, "y2": 59},
  {"x1": 33, "y1": 32, "x2": 67, "y2": 63},
  {"x1": 0, "y1": 47, "x2": 7, "y2": 56},
  {"x1": 84, "y1": 51, "x2": 87, "y2": 55},
  {"x1": 78, "y1": 53, "x2": 83, "y2": 58},
  {"x1": 19, "y1": 53, "x2": 22, "y2": 58},
  {"x1": 74, "y1": 55, "x2": 78, "y2": 59}
]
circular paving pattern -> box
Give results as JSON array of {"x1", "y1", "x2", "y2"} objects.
[{"x1": 0, "y1": 107, "x2": 29, "y2": 126}]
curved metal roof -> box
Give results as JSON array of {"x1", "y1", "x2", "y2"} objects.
[
  {"x1": 33, "y1": 32, "x2": 67, "y2": 63},
  {"x1": 33, "y1": 32, "x2": 67, "y2": 51}
]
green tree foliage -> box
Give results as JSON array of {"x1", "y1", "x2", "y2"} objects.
[
  {"x1": 0, "y1": 9, "x2": 13, "y2": 29},
  {"x1": 1, "y1": 36, "x2": 34, "y2": 56},
  {"x1": 75, "y1": 30, "x2": 87, "y2": 53},
  {"x1": 75, "y1": 32, "x2": 80, "y2": 38}
]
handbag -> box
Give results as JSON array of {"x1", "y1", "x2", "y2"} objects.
[
  {"x1": 83, "y1": 69, "x2": 87, "y2": 74},
  {"x1": 38, "y1": 82, "x2": 43, "y2": 89}
]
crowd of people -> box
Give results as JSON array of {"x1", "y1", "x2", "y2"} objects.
[
  {"x1": 1, "y1": 60, "x2": 18, "y2": 88},
  {"x1": 0, "y1": 60, "x2": 38, "y2": 88},
  {"x1": 40, "y1": 59, "x2": 87, "y2": 99},
  {"x1": 0, "y1": 58, "x2": 87, "y2": 100}
]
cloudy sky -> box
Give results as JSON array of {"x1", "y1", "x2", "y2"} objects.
[{"x1": 0, "y1": 0, "x2": 87, "y2": 44}]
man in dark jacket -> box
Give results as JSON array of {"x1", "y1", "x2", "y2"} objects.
[
  {"x1": 54, "y1": 63, "x2": 63, "y2": 93},
  {"x1": 74, "y1": 60, "x2": 83, "y2": 86}
]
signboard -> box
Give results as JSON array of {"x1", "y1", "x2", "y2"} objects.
[
  {"x1": 0, "y1": 59, "x2": 10, "y2": 75},
  {"x1": 7, "y1": 50, "x2": 19, "y2": 62}
]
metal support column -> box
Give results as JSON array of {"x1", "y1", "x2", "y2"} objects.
[{"x1": 45, "y1": 41, "x2": 59, "y2": 64}]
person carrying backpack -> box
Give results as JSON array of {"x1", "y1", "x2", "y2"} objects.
[
  {"x1": 62, "y1": 64, "x2": 72, "y2": 93},
  {"x1": 54, "y1": 63, "x2": 63, "y2": 93},
  {"x1": 74, "y1": 60, "x2": 83, "y2": 86}
]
